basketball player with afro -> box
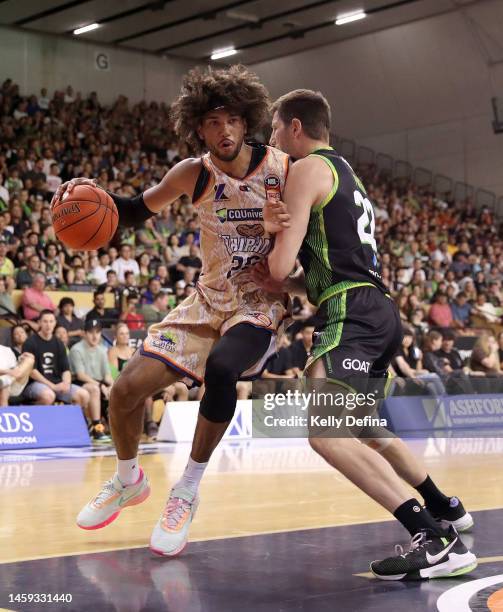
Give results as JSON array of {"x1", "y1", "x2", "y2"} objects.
[{"x1": 53, "y1": 65, "x2": 291, "y2": 556}]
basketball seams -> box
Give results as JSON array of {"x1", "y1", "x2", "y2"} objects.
[
  {"x1": 81, "y1": 204, "x2": 109, "y2": 249},
  {"x1": 73, "y1": 185, "x2": 102, "y2": 204},
  {"x1": 53, "y1": 207, "x2": 101, "y2": 234}
]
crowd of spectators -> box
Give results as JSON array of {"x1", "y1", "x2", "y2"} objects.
[{"x1": 1, "y1": 77, "x2": 503, "y2": 425}]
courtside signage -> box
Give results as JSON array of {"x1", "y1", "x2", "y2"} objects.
[
  {"x1": 158, "y1": 400, "x2": 252, "y2": 442},
  {"x1": 382, "y1": 393, "x2": 503, "y2": 435},
  {"x1": 0, "y1": 405, "x2": 90, "y2": 450}
]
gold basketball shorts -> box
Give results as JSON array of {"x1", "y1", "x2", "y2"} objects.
[{"x1": 140, "y1": 289, "x2": 289, "y2": 387}]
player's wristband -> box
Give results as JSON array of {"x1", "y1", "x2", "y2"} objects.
[{"x1": 107, "y1": 191, "x2": 155, "y2": 228}]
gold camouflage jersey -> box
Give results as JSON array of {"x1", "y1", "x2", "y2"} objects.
[{"x1": 193, "y1": 143, "x2": 289, "y2": 310}]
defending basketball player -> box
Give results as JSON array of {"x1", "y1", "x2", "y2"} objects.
[
  {"x1": 258, "y1": 89, "x2": 477, "y2": 580},
  {"x1": 52, "y1": 65, "x2": 291, "y2": 556}
]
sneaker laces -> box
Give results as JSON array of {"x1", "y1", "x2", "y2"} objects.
[
  {"x1": 395, "y1": 531, "x2": 432, "y2": 557},
  {"x1": 163, "y1": 496, "x2": 191, "y2": 530},
  {"x1": 93, "y1": 479, "x2": 117, "y2": 506}
]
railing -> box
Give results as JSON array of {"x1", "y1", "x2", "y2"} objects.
[{"x1": 330, "y1": 134, "x2": 502, "y2": 218}]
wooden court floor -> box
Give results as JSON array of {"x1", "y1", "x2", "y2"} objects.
[{"x1": 1, "y1": 437, "x2": 503, "y2": 566}]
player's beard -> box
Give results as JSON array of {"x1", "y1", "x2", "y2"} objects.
[{"x1": 209, "y1": 135, "x2": 244, "y2": 162}]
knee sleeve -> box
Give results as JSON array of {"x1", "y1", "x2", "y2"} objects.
[
  {"x1": 199, "y1": 324, "x2": 271, "y2": 423},
  {"x1": 199, "y1": 352, "x2": 240, "y2": 423}
]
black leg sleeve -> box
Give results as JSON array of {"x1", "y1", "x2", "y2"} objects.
[{"x1": 199, "y1": 323, "x2": 272, "y2": 423}]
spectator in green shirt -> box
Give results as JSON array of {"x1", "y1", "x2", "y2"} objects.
[
  {"x1": 140, "y1": 291, "x2": 170, "y2": 325},
  {"x1": 69, "y1": 319, "x2": 113, "y2": 442}
]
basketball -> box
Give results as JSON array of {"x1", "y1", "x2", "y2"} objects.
[{"x1": 51, "y1": 184, "x2": 118, "y2": 250}]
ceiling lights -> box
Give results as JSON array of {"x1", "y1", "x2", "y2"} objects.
[
  {"x1": 211, "y1": 47, "x2": 238, "y2": 60},
  {"x1": 335, "y1": 10, "x2": 367, "y2": 26},
  {"x1": 73, "y1": 23, "x2": 100, "y2": 35}
]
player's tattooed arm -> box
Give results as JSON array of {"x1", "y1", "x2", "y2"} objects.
[{"x1": 268, "y1": 157, "x2": 327, "y2": 281}]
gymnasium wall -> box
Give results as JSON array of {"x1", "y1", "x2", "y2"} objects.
[
  {"x1": 0, "y1": 25, "x2": 197, "y2": 105},
  {"x1": 252, "y1": 0, "x2": 503, "y2": 197}
]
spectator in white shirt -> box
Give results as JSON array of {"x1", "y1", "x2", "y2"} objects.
[
  {"x1": 0, "y1": 346, "x2": 34, "y2": 406},
  {"x1": 0, "y1": 173, "x2": 9, "y2": 206},
  {"x1": 89, "y1": 251, "x2": 112, "y2": 285},
  {"x1": 112, "y1": 244, "x2": 140, "y2": 283},
  {"x1": 38, "y1": 88, "x2": 50, "y2": 110},
  {"x1": 46, "y1": 164, "x2": 62, "y2": 194}
]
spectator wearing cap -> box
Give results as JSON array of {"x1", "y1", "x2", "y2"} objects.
[
  {"x1": 85, "y1": 290, "x2": 119, "y2": 328},
  {"x1": 22, "y1": 272, "x2": 56, "y2": 320},
  {"x1": 140, "y1": 292, "x2": 170, "y2": 325},
  {"x1": 428, "y1": 291, "x2": 453, "y2": 329},
  {"x1": 69, "y1": 318, "x2": 112, "y2": 442},
  {"x1": 56, "y1": 297, "x2": 84, "y2": 346}
]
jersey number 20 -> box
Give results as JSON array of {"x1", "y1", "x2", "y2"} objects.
[{"x1": 354, "y1": 190, "x2": 377, "y2": 252}]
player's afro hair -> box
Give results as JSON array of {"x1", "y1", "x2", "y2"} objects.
[{"x1": 170, "y1": 65, "x2": 270, "y2": 153}]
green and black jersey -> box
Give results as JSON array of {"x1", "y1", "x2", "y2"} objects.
[{"x1": 299, "y1": 147, "x2": 386, "y2": 307}]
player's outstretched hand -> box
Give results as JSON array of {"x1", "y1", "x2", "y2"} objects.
[
  {"x1": 251, "y1": 260, "x2": 286, "y2": 294},
  {"x1": 263, "y1": 199, "x2": 290, "y2": 234},
  {"x1": 51, "y1": 177, "x2": 100, "y2": 208}
]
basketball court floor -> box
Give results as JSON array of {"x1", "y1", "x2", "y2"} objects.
[{"x1": 1, "y1": 437, "x2": 503, "y2": 611}]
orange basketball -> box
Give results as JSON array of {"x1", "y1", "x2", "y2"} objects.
[{"x1": 52, "y1": 184, "x2": 119, "y2": 250}]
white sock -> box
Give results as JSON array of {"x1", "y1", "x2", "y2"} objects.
[
  {"x1": 174, "y1": 457, "x2": 208, "y2": 495},
  {"x1": 117, "y1": 457, "x2": 140, "y2": 486}
]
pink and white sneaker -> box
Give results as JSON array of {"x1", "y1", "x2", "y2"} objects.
[
  {"x1": 77, "y1": 469, "x2": 150, "y2": 530},
  {"x1": 150, "y1": 486, "x2": 199, "y2": 557}
]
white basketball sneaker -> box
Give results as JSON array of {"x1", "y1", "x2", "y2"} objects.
[
  {"x1": 150, "y1": 486, "x2": 199, "y2": 557},
  {"x1": 77, "y1": 469, "x2": 150, "y2": 530}
]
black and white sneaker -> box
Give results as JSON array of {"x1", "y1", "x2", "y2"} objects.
[
  {"x1": 428, "y1": 497, "x2": 474, "y2": 533},
  {"x1": 370, "y1": 526, "x2": 477, "y2": 581}
]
